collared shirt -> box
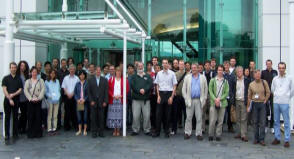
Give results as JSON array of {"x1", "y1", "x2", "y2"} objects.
[
  {"x1": 154, "y1": 69, "x2": 177, "y2": 91},
  {"x1": 229, "y1": 67, "x2": 235, "y2": 74},
  {"x1": 2, "y1": 74, "x2": 23, "y2": 100},
  {"x1": 272, "y1": 74, "x2": 294, "y2": 104},
  {"x1": 96, "y1": 76, "x2": 100, "y2": 86},
  {"x1": 62, "y1": 74, "x2": 80, "y2": 94},
  {"x1": 191, "y1": 74, "x2": 201, "y2": 98},
  {"x1": 236, "y1": 77, "x2": 245, "y2": 101},
  {"x1": 105, "y1": 73, "x2": 112, "y2": 81}
]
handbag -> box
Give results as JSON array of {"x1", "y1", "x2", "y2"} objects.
[
  {"x1": 77, "y1": 103, "x2": 85, "y2": 111},
  {"x1": 230, "y1": 105, "x2": 237, "y2": 123},
  {"x1": 215, "y1": 79, "x2": 225, "y2": 110}
]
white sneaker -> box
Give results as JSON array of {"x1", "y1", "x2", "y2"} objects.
[
  {"x1": 48, "y1": 129, "x2": 52, "y2": 132},
  {"x1": 170, "y1": 131, "x2": 175, "y2": 135},
  {"x1": 271, "y1": 128, "x2": 275, "y2": 134}
]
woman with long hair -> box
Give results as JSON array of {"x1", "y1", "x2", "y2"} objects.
[
  {"x1": 16, "y1": 60, "x2": 30, "y2": 134},
  {"x1": 45, "y1": 69, "x2": 61, "y2": 134}
]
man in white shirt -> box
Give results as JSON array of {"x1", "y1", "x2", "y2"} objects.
[
  {"x1": 271, "y1": 62, "x2": 294, "y2": 148},
  {"x1": 153, "y1": 59, "x2": 177, "y2": 138},
  {"x1": 62, "y1": 64, "x2": 80, "y2": 131}
]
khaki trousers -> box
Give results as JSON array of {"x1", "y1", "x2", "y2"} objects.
[{"x1": 208, "y1": 106, "x2": 226, "y2": 137}]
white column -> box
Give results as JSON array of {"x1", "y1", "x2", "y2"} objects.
[
  {"x1": 2, "y1": 0, "x2": 15, "y2": 138},
  {"x1": 288, "y1": 0, "x2": 294, "y2": 130},
  {"x1": 88, "y1": 48, "x2": 93, "y2": 63},
  {"x1": 123, "y1": 32, "x2": 127, "y2": 137},
  {"x1": 62, "y1": 0, "x2": 68, "y2": 12},
  {"x1": 60, "y1": 43, "x2": 68, "y2": 60},
  {"x1": 3, "y1": 0, "x2": 15, "y2": 75},
  {"x1": 141, "y1": 38, "x2": 145, "y2": 63}
]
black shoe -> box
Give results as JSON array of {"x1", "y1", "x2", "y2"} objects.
[
  {"x1": 165, "y1": 133, "x2": 170, "y2": 138},
  {"x1": 99, "y1": 133, "x2": 105, "y2": 138},
  {"x1": 131, "y1": 132, "x2": 139, "y2": 136},
  {"x1": 4, "y1": 137, "x2": 10, "y2": 145},
  {"x1": 184, "y1": 134, "x2": 191, "y2": 140},
  {"x1": 208, "y1": 136, "x2": 214, "y2": 141},
  {"x1": 145, "y1": 132, "x2": 152, "y2": 136},
  {"x1": 12, "y1": 136, "x2": 19, "y2": 144},
  {"x1": 92, "y1": 133, "x2": 97, "y2": 138},
  {"x1": 197, "y1": 135, "x2": 203, "y2": 141},
  {"x1": 216, "y1": 137, "x2": 221, "y2": 141},
  {"x1": 152, "y1": 133, "x2": 160, "y2": 138}
]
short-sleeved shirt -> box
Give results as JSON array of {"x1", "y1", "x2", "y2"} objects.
[
  {"x1": 62, "y1": 74, "x2": 80, "y2": 94},
  {"x1": 2, "y1": 74, "x2": 23, "y2": 100},
  {"x1": 154, "y1": 69, "x2": 177, "y2": 91}
]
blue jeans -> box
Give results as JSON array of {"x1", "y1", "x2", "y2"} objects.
[
  {"x1": 77, "y1": 104, "x2": 88, "y2": 125},
  {"x1": 274, "y1": 103, "x2": 291, "y2": 142}
]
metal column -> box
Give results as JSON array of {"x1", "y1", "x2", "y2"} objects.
[
  {"x1": 142, "y1": 38, "x2": 145, "y2": 63},
  {"x1": 123, "y1": 32, "x2": 127, "y2": 137},
  {"x1": 183, "y1": 0, "x2": 187, "y2": 61}
]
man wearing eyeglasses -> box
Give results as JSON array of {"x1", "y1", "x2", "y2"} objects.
[{"x1": 271, "y1": 62, "x2": 294, "y2": 148}]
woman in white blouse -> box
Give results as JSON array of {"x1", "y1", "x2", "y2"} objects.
[{"x1": 107, "y1": 67, "x2": 129, "y2": 136}]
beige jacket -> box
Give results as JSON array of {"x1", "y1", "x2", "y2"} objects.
[
  {"x1": 182, "y1": 73, "x2": 208, "y2": 108},
  {"x1": 24, "y1": 78, "x2": 45, "y2": 101}
]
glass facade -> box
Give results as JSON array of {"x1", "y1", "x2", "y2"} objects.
[{"x1": 46, "y1": 0, "x2": 258, "y2": 67}]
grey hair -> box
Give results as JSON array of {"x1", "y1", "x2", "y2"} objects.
[
  {"x1": 191, "y1": 63, "x2": 199, "y2": 67},
  {"x1": 137, "y1": 62, "x2": 144, "y2": 66},
  {"x1": 235, "y1": 66, "x2": 243, "y2": 72},
  {"x1": 68, "y1": 64, "x2": 76, "y2": 70}
]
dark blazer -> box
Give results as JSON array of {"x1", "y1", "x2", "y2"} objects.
[
  {"x1": 231, "y1": 76, "x2": 250, "y2": 106},
  {"x1": 88, "y1": 76, "x2": 109, "y2": 107}
]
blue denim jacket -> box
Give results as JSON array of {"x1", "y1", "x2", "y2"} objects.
[
  {"x1": 45, "y1": 80, "x2": 61, "y2": 104},
  {"x1": 74, "y1": 81, "x2": 89, "y2": 102}
]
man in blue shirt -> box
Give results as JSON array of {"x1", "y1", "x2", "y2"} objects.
[{"x1": 182, "y1": 63, "x2": 208, "y2": 140}]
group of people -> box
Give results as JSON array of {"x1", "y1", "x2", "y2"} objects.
[{"x1": 2, "y1": 56, "x2": 293, "y2": 148}]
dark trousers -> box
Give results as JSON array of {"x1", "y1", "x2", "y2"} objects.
[
  {"x1": 27, "y1": 101, "x2": 42, "y2": 138},
  {"x1": 91, "y1": 105, "x2": 105, "y2": 134},
  {"x1": 150, "y1": 94, "x2": 157, "y2": 129},
  {"x1": 226, "y1": 99, "x2": 233, "y2": 129},
  {"x1": 18, "y1": 101, "x2": 28, "y2": 133},
  {"x1": 171, "y1": 95, "x2": 186, "y2": 132},
  {"x1": 253, "y1": 102, "x2": 266, "y2": 142},
  {"x1": 176, "y1": 95, "x2": 186, "y2": 127},
  {"x1": 64, "y1": 97, "x2": 77, "y2": 130},
  {"x1": 127, "y1": 98, "x2": 133, "y2": 127},
  {"x1": 155, "y1": 91, "x2": 172, "y2": 135},
  {"x1": 4, "y1": 99, "x2": 19, "y2": 138},
  {"x1": 57, "y1": 97, "x2": 65, "y2": 129},
  {"x1": 41, "y1": 108, "x2": 47, "y2": 129}
]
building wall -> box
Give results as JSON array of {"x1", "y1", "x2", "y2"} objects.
[
  {"x1": 0, "y1": 0, "x2": 48, "y2": 112},
  {"x1": 258, "y1": 0, "x2": 289, "y2": 71}
]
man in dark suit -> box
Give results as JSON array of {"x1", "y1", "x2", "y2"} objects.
[{"x1": 88, "y1": 66, "x2": 109, "y2": 138}]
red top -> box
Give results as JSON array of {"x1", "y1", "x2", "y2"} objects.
[{"x1": 108, "y1": 76, "x2": 129, "y2": 104}]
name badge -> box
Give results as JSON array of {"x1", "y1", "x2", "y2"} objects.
[
  {"x1": 254, "y1": 94, "x2": 259, "y2": 99},
  {"x1": 52, "y1": 93, "x2": 56, "y2": 97}
]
